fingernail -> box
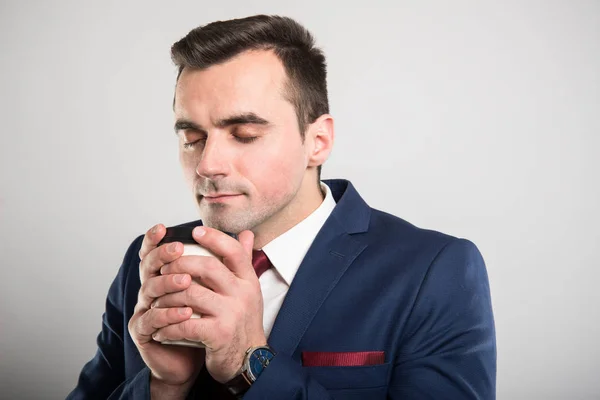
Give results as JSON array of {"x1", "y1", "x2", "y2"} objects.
[
  {"x1": 152, "y1": 333, "x2": 161, "y2": 341},
  {"x1": 174, "y1": 274, "x2": 186, "y2": 284},
  {"x1": 151, "y1": 225, "x2": 158, "y2": 235},
  {"x1": 193, "y1": 227, "x2": 206, "y2": 237},
  {"x1": 178, "y1": 307, "x2": 189, "y2": 315},
  {"x1": 168, "y1": 242, "x2": 178, "y2": 253}
]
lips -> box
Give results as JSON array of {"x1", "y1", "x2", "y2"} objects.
[
  {"x1": 203, "y1": 193, "x2": 240, "y2": 199},
  {"x1": 199, "y1": 193, "x2": 243, "y2": 203}
]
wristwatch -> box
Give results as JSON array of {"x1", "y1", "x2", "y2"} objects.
[{"x1": 225, "y1": 345, "x2": 276, "y2": 398}]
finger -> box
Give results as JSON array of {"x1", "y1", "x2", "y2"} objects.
[
  {"x1": 131, "y1": 307, "x2": 193, "y2": 342},
  {"x1": 152, "y1": 318, "x2": 214, "y2": 345},
  {"x1": 192, "y1": 226, "x2": 255, "y2": 279},
  {"x1": 160, "y1": 256, "x2": 237, "y2": 296},
  {"x1": 138, "y1": 224, "x2": 166, "y2": 260},
  {"x1": 139, "y1": 241, "x2": 184, "y2": 283},
  {"x1": 138, "y1": 273, "x2": 192, "y2": 310},
  {"x1": 151, "y1": 280, "x2": 224, "y2": 316},
  {"x1": 238, "y1": 230, "x2": 255, "y2": 257}
]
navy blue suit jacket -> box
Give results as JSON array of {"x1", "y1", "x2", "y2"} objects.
[{"x1": 68, "y1": 179, "x2": 496, "y2": 399}]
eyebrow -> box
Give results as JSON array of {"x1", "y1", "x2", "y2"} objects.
[{"x1": 174, "y1": 112, "x2": 270, "y2": 134}]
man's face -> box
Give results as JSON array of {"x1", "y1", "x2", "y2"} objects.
[{"x1": 174, "y1": 50, "x2": 313, "y2": 235}]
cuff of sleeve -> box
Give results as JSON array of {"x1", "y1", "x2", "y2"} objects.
[{"x1": 242, "y1": 354, "x2": 305, "y2": 399}]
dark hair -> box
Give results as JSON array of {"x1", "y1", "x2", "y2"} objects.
[{"x1": 171, "y1": 15, "x2": 329, "y2": 180}]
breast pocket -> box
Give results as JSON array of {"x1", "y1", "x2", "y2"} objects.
[{"x1": 304, "y1": 362, "x2": 390, "y2": 390}]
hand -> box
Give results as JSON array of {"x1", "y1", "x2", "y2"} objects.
[
  {"x1": 151, "y1": 226, "x2": 267, "y2": 383},
  {"x1": 127, "y1": 224, "x2": 204, "y2": 396}
]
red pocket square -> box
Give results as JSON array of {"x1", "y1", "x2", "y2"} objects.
[{"x1": 301, "y1": 351, "x2": 385, "y2": 367}]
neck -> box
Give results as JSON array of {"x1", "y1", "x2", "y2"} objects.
[{"x1": 252, "y1": 179, "x2": 324, "y2": 249}]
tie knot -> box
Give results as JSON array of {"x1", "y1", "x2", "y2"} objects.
[{"x1": 252, "y1": 249, "x2": 272, "y2": 278}]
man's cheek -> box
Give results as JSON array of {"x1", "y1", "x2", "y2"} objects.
[
  {"x1": 182, "y1": 167, "x2": 197, "y2": 188},
  {"x1": 252, "y1": 163, "x2": 293, "y2": 197}
]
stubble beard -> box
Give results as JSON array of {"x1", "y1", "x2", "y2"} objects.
[{"x1": 197, "y1": 192, "x2": 295, "y2": 235}]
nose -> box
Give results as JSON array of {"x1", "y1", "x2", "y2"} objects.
[{"x1": 195, "y1": 135, "x2": 230, "y2": 179}]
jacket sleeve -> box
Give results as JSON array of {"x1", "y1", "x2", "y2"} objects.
[
  {"x1": 389, "y1": 238, "x2": 497, "y2": 399},
  {"x1": 67, "y1": 235, "x2": 151, "y2": 400}
]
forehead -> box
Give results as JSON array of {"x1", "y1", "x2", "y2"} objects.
[{"x1": 174, "y1": 50, "x2": 291, "y2": 121}]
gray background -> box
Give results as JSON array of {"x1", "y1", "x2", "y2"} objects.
[{"x1": 1, "y1": 1, "x2": 598, "y2": 399}]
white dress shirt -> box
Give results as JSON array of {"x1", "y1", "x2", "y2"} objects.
[{"x1": 259, "y1": 182, "x2": 337, "y2": 338}]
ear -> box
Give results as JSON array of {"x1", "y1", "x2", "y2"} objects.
[{"x1": 305, "y1": 114, "x2": 334, "y2": 168}]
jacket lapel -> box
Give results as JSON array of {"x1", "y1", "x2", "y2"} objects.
[{"x1": 268, "y1": 180, "x2": 371, "y2": 357}]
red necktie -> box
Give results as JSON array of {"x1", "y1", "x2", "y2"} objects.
[{"x1": 252, "y1": 249, "x2": 272, "y2": 278}]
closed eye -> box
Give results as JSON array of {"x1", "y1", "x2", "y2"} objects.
[
  {"x1": 183, "y1": 136, "x2": 257, "y2": 149},
  {"x1": 235, "y1": 136, "x2": 258, "y2": 144},
  {"x1": 182, "y1": 139, "x2": 205, "y2": 149}
]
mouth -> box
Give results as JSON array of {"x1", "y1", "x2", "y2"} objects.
[{"x1": 200, "y1": 193, "x2": 243, "y2": 203}]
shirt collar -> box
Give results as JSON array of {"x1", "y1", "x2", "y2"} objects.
[{"x1": 261, "y1": 182, "x2": 337, "y2": 286}]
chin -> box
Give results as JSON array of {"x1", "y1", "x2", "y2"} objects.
[{"x1": 198, "y1": 213, "x2": 251, "y2": 235}]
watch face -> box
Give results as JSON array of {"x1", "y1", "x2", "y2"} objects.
[{"x1": 247, "y1": 347, "x2": 275, "y2": 381}]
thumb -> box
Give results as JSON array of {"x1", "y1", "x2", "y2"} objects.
[{"x1": 237, "y1": 230, "x2": 255, "y2": 258}]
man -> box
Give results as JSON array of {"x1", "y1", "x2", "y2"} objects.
[{"x1": 69, "y1": 15, "x2": 496, "y2": 399}]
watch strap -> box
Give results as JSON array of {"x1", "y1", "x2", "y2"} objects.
[{"x1": 224, "y1": 372, "x2": 251, "y2": 399}]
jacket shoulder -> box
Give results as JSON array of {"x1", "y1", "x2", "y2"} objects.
[
  {"x1": 368, "y1": 208, "x2": 459, "y2": 250},
  {"x1": 362, "y1": 208, "x2": 487, "y2": 289}
]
